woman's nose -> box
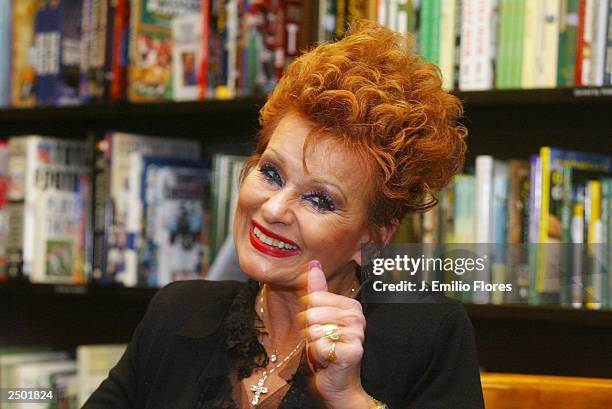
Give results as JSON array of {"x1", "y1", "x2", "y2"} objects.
[{"x1": 261, "y1": 188, "x2": 295, "y2": 225}]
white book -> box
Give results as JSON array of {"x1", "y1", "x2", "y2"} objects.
[
  {"x1": 77, "y1": 344, "x2": 127, "y2": 407},
  {"x1": 0, "y1": 351, "x2": 69, "y2": 391},
  {"x1": 172, "y1": 13, "x2": 202, "y2": 101},
  {"x1": 12, "y1": 359, "x2": 76, "y2": 409},
  {"x1": 534, "y1": 0, "x2": 560, "y2": 88},
  {"x1": 459, "y1": 0, "x2": 497, "y2": 90},
  {"x1": 475, "y1": 155, "x2": 494, "y2": 244},
  {"x1": 439, "y1": 0, "x2": 458, "y2": 90},
  {"x1": 106, "y1": 133, "x2": 199, "y2": 287},
  {"x1": 8, "y1": 136, "x2": 88, "y2": 283},
  {"x1": 590, "y1": 0, "x2": 609, "y2": 86}
]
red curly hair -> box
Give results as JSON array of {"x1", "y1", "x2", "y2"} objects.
[{"x1": 243, "y1": 19, "x2": 467, "y2": 236}]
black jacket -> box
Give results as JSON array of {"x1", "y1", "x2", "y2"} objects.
[{"x1": 83, "y1": 280, "x2": 484, "y2": 409}]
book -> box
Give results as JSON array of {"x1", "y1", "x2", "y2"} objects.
[
  {"x1": 77, "y1": 344, "x2": 126, "y2": 407},
  {"x1": 36, "y1": 0, "x2": 83, "y2": 106},
  {"x1": 590, "y1": 0, "x2": 609, "y2": 85},
  {"x1": 7, "y1": 136, "x2": 89, "y2": 283},
  {"x1": 100, "y1": 133, "x2": 199, "y2": 286},
  {"x1": 11, "y1": 0, "x2": 40, "y2": 107},
  {"x1": 210, "y1": 154, "x2": 246, "y2": 263},
  {"x1": 109, "y1": 0, "x2": 130, "y2": 100},
  {"x1": 557, "y1": 0, "x2": 579, "y2": 87},
  {"x1": 534, "y1": 0, "x2": 560, "y2": 87},
  {"x1": 12, "y1": 359, "x2": 77, "y2": 409},
  {"x1": 0, "y1": 0, "x2": 11, "y2": 107},
  {"x1": 128, "y1": 0, "x2": 200, "y2": 101},
  {"x1": 506, "y1": 160, "x2": 530, "y2": 302},
  {"x1": 439, "y1": 0, "x2": 457, "y2": 90},
  {"x1": 134, "y1": 157, "x2": 210, "y2": 287},
  {"x1": 459, "y1": 0, "x2": 497, "y2": 90},
  {"x1": 521, "y1": 0, "x2": 539, "y2": 88},
  {"x1": 0, "y1": 143, "x2": 9, "y2": 279},
  {"x1": 537, "y1": 147, "x2": 611, "y2": 302},
  {"x1": 172, "y1": 13, "x2": 204, "y2": 101}
]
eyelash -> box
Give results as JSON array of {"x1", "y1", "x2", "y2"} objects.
[{"x1": 258, "y1": 162, "x2": 337, "y2": 212}]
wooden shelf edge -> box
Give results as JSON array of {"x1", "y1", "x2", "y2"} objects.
[{"x1": 1, "y1": 88, "x2": 612, "y2": 124}]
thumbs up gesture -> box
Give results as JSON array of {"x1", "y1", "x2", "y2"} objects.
[{"x1": 299, "y1": 260, "x2": 372, "y2": 408}]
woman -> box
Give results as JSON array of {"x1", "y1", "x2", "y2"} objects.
[{"x1": 84, "y1": 20, "x2": 484, "y2": 408}]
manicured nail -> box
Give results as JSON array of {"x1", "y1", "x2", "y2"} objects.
[{"x1": 308, "y1": 260, "x2": 322, "y2": 270}]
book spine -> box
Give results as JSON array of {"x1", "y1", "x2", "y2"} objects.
[
  {"x1": 7, "y1": 138, "x2": 29, "y2": 279},
  {"x1": 586, "y1": 180, "x2": 602, "y2": 308},
  {"x1": 57, "y1": 0, "x2": 83, "y2": 106},
  {"x1": 557, "y1": 0, "x2": 579, "y2": 87},
  {"x1": 110, "y1": 0, "x2": 129, "y2": 100},
  {"x1": 535, "y1": 0, "x2": 560, "y2": 87},
  {"x1": 0, "y1": 0, "x2": 12, "y2": 107},
  {"x1": 91, "y1": 136, "x2": 109, "y2": 283},
  {"x1": 439, "y1": 0, "x2": 457, "y2": 90},
  {"x1": 521, "y1": 0, "x2": 538, "y2": 88},
  {"x1": 510, "y1": 0, "x2": 526, "y2": 88},
  {"x1": 11, "y1": 0, "x2": 39, "y2": 107},
  {"x1": 199, "y1": 0, "x2": 210, "y2": 99},
  {"x1": 604, "y1": 0, "x2": 612, "y2": 84},
  {"x1": 80, "y1": 0, "x2": 93, "y2": 102},
  {"x1": 575, "y1": 0, "x2": 586, "y2": 86},
  {"x1": 475, "y1": 155, "x2": 494, "y2": 243},
  {"x1": 459, "y1": 0, "x2": 495, "y2": 90},
  {"x1": 590, "y1": 0, "x2": 609, "y2": 85},
  {"x1": 579, "y1": 0, "x2": 594, "y2": 85},
  {"x1": 419, "y1": 0, "x2": 432, "y2": 60},
  {"x1": 0, "y1": 143, "x2": 9, "y2": 278}
]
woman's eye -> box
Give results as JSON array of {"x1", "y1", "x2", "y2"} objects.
[
  {"x1": 259, "y1": 163, "x2": 283, "y2": 186},
  {"x1": 304, "y1": 192, "x2": 336, "y2": 212}
]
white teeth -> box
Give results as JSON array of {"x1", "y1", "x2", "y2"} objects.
[{"x1": 253, "y1": 226, "x2": 297, "y2": 250}]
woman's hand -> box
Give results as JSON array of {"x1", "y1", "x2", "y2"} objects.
[{"x1": 299, "y1": 261, "x2": 373, "y2": 409}]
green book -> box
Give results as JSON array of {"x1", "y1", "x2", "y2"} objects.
[
  {"x1": 557, "y1": 0, "x2": 579, "y2": 86},
  {"x1": 509, "y1": 0, "x2": 526, "y2": 88},
  {"x1": 496, "y1": 0, "x2": 511, "y2": 88},
  {"x1": 429, "y1": 0, "x2": 442, "y2": 65}
]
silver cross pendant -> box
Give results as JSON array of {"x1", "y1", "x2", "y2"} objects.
[{"x1": 250, "y1": 376, "x2": 268, "y2": 405}]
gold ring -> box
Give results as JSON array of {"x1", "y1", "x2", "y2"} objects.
[
  {"x1": 327, "y1": 341, "x2": 337, "y2": 362},
  {"x1": 323, "y1": 324, "x2": 342, "y2": 341}
]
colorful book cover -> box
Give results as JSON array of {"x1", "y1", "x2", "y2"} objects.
[
  {"x1": 101, "y1": 133, "x2": 199, "y2": 286},
  {"x1": 138, "y1": 157, "x2": 210, "y2": 287},
  {"x1": 36, "y1": 0, "x2": 83, "y2": 106},
  {"x1": 11, "y1": 0, "x2": 39, "y2": 107},
  {"x1": 7, "y1": 136, "x2": 88, "y2": 284},
  {"x1": 585, "y1": 180, "x2": 603, "y2": 308},
  {"x1": 537, "y1": 147, "x2": 612, "y2": 302},
  {"x1": 560, "y1": 168, "x2": 609, "y2": 307},
  {"x1": 128, "y1": 0, "x2": 200, "y2": 101},
  {"x1": 81, "y1": 0, "x2": 113, "y2": 102}
]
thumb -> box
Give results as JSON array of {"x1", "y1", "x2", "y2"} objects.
[{"x1": 307, "y1": 260, "x2": 328, "y2": 293}]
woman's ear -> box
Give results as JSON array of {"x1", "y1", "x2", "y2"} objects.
[{"x1": 350, "y1": 218, "x2": 400, "y2": 265}]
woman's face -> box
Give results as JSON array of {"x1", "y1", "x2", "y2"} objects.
[{"x1": 233, "y1": 112, "x2": 373, "y2": 289}]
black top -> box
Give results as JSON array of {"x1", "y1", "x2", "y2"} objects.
[{"x1": 83, "y1": 280, "x2": 485, "y2": 409}]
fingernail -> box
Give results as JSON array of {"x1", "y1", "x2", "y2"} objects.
[{"x1": 308, "y1": 260, "x2": 322, "y2": 270}]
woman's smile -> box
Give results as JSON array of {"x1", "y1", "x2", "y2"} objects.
[{"x1": 249, "y1": 220, "x2": 301, "y2": 257}]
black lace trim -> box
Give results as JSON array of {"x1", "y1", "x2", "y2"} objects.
[{"x1": 223, "y1": 279, "x2": 269, "y2": 380}]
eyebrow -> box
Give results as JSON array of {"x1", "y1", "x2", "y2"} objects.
[{"x1": 266, "y1": 146, "x2": 348, "y2": 202}]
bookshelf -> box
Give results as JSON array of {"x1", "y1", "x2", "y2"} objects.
[{"x1": 1, "y1": 88, "x2": 612, "y2": 378}]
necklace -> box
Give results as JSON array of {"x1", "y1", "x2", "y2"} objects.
[{"x1": 250, "y1": 339, "x2": 304, "y2": 406}]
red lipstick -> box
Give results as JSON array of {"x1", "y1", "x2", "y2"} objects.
[{"x1": 250, "y1": 220, "x2": 301, "y2": 258}]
